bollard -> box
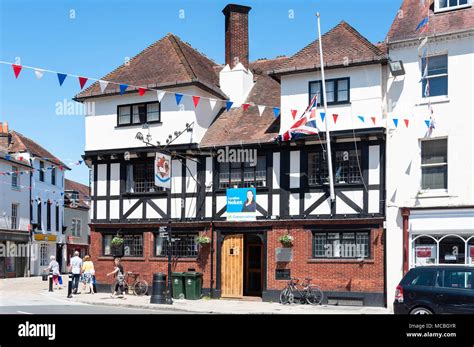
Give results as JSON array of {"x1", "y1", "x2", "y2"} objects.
[
  {"x1": 48, "y1": 270, "x2": 53, "y2": 292},
  {"x1": 150, "y1": 273, "x2": 168, "y2": 304},
  {"x1": 67, "y1": 272, "x2": 73, "y2": 298}
]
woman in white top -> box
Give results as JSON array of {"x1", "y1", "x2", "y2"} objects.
[{"x1": 45, "y1": 255, "x2": 62, "y2": 290}]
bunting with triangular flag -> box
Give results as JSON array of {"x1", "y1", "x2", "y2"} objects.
[
  {"x1": 333, "y1": 114, "x2": 338, "y2": 124},
  {"x1": 393, "y1": 119, "x2": 399, "y2": 128},
  {"x1": 139, "y1": 88, "x2": 146, "y2": 96},
  {"x1": 404, "y1": 119, "x2": 410, "y2": 128},
  {"x1": 242, "y1": 103, "x2": 250, "y2": 112},
  {"x1": 258, "y1": 105, "x2": 265, "y2": 116},
  {"x1": 99, "y1": 80, "x2": 109, "y2": 93},
  {"x1": 34, "y1": 69, "x2": 44, "y2": 80},
  {"x1": 78, "y1": 77, "x2": 88, "y2": 90},
  {"x1": 291, "y1": 110, "x2": 298, "y2": 119},
  {"x1": 157, "y1": 90, "x2": 166, "y2": 103},
  {"x1": 192, "y1": 96, "x2": 200, "y2": 108},
  {"x1": 209, "y1": 99, "x2": 217, "y2": 110},
  {"x1": 358, "y1": 116, "x2": 365, "y2": 123},
  {"x1": 273, "y1": 108, "x2": 280, "y2": 118},
  {"x1": 119, "y1": 84, "x2": 128, "y2": 95},
  {"x1": 12, "y1": 64, "x2": 22, "y2": 78},
  {"x1": 371, "y1": 117, "x2": 376, "y2": 125},
  {"x1": 57, "y1": 73, "x2": 67, "y2": 86},
  {"x1": 226, "y1": 101, "x2": 233, "y2": 112},
  {"x1": 175, "y1": 93, "x2": 183, "y2": 105},
  {"x1": 320, "y1": 112, "x2": 326, "y2": 122}
]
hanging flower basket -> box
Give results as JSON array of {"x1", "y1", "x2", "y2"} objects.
[
  {"x1": 111, "y1": 236, "x2": 124, "y2": 257},
  {"x1": 278, "y1": 235, "x2": 294, "y2": 247},
  {"x1": 197, "y1": 236, "x2": 211, "y2": 246}
]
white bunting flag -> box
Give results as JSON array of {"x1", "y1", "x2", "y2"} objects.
[
  {"x1": 418, "y1": 37, "x2": 428, "y2": 57},
  {"x1": 157, "y1": 90, "x2": 166, "y2": 103},
  {"x1": 257, "y1": 105, "x2": 266, "y2": 116},
  {"x1": 99, "y1": 80, "x2": 109, "y2": 93},
  {"x1": 34, "y1": 69, "x2": 44, "y2": 79},
  {"x1": 209, "y1": 98, "x2": 217, "y2": 110}
]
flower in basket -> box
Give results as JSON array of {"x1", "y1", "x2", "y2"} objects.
[
  {"x1": 196, "y1": 236, "x2": 211, "y2": 245},
  {"x1": 111, "y1": 236, "x2": 124, "y2": 246},
  {"x1": 278, "y1": 235, "x2": 294, "y2": 246}
]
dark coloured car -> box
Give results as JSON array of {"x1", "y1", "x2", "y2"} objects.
[{"x1": 394, "y1": 265, "x2": 474, "y2": 314}]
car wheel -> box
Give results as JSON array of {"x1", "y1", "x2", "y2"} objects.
[{"x1": 410, "y1": 307, "x2": 433, "y2": 315}]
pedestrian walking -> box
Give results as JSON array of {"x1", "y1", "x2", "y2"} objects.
[
  {"x1": 81, "y1": 255, "x2": 95, "y2": 294},
  {"x1": 45, "y1": 256, "x2": 61, "y2": 290},
  {"x1": 69, "y1": 251, "x2": 82, "y2": 295},
  {"x1": 106, "y1": 258, "x2": 125, "y2": 298}
]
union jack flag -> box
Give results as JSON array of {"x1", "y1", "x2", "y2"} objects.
[{"x1": 277, "y1": 95, "x2": 319, "y2": 142}]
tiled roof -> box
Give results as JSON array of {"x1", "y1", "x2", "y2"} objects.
[
  {"x1": 75, "y1": 33, "x2": 227, "y2": 101},
  {"x1": 271, "y1": 21, "x2": 387, "y2": 75},
  {"x1": 199, "y1": 57, "x2": 288, "y2": 147},
  {"x1": 386, "y1": 0, "x2": 474, "y2": 43},
  {"x1": 9, "y1": 131, "x2": 69, "y2": 169},
  {"x1": 64, "y1": 179, "x2": 90, "y2": 210}
]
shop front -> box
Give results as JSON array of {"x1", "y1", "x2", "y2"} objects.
[
  {"x1": 404, "y1": 208, "x2": 474, "y2": 270},
  {"x1": 0, "y1": 230, "x2": 30, "y2": 278}
]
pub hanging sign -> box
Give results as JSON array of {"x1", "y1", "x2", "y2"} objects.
[{"x1": 155, "y1": 152, "x2": 171, "y2": 189}]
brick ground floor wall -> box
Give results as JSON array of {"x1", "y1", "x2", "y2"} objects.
[{"x1": 89, "y1": 220, "x2": 385, "y2": 306}]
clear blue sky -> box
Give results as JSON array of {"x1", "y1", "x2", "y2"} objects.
[{"x1": 0, "y1": 0, "x2": 401, "y2": 185}]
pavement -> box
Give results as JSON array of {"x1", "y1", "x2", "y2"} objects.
[{"x1": 1, "y1": 276, "x2": 391, "y2": 315}]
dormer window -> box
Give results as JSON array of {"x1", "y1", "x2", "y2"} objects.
[
  {"x1": 435, "y1": 0, "x2": 470, "y2": 12},
  {"x1": 117, "y1": 101, "x2": 161, "y2": 126}
]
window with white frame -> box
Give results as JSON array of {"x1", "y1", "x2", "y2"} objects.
[
  {"x1": 11, "y1": 203, "x2": 19, "y2": 230},
  {"x1": 218, "y1": 156, "x2": 267, "y2": 189},
  {"x1": 40, "y1": 244, "x2": 48, "y2": 266},
  {"x1": 421, "y1": 139, "x2": 447, "y2": 190},
  {"x1": 71, "y1": 218, "x2": 81, "y2": 237},
  {"x1": 435, "y1": 0, "x2": 470, "y2": 12},
  {"x1": 421, "y1": 55, "x2": 448, "y2": 98},
  {"x1": 11, "y1": 166, "x2": 19, "y2": 188}
]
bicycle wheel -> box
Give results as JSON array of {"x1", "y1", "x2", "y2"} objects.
[
  {"x1": 279, "y1": 288, "x2": 290, "y2": 304},
  {"x1": 306, "y1": 286, "x2": 324, "y2": 305},
  {"x1": 133, "y1": 280, "x2": 148, "y2": 296}
]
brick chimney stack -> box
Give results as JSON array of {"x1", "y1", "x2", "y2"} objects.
[
  {"x1": 0, "y1": 122, "x2": 11, "y2": 151},
  {"x1": 223, "y1": 4, "x2": 251, "y2": 69}
]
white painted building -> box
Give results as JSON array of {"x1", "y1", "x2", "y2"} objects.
[
  {"x1": 385, "y1": 0, "x2": 474, "y2": 306},
  {"x1": 8, "y1": 130, "x2": 69, "y2": 275},
  {"x1": 0, "y1": 123, "x2": 31, "y2": 277}
]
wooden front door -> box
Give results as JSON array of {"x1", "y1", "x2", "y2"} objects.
[{"x1": 221, "y1": 234, "x2": 244, "y2": 298}]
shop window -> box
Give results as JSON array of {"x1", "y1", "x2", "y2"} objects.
[
  {"x1": 155, "y1": 233, "x2": 198, "y2": 258},
  {"x1": 413, "y1": 237, "x2": 437, "y2": 266},
  {"x1": 218, "y1": 156, "x2": 266, "y2": 189},
  {"x1": 439, "y1": 236, "x2": 465, "y2": 264},
  {"x1": 421, "y1": 139, "x2": 447, "y2": 190},
  {"x1": 312, "y1": 231, "x2": 370, "y2": 259},
  {"x1": 103, "y1": 234, "x2": 143, "y2": 257}
]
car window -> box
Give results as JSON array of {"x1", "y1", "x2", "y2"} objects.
[
  {"x1": 441, "y1": 270, "x2": 473, "y2": 290},
  {"x1": 409, "y1": 270, "x2": 435, "y2": 286}
]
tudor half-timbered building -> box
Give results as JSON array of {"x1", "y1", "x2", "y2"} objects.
[{"x1": 77, "y1": 4, "x2": 388, "y2": 306}]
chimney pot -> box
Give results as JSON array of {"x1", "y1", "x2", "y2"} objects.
[
  {"x1": 223, "y1": 4, "x2": 251, "y2": 69},
  {"x1": 3, "y1": 122, "x2": 8, "y2": 133}
]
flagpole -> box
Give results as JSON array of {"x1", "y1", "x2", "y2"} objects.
[{"x1": 316, "y1": 13, "x2": 335, "y2": 202}]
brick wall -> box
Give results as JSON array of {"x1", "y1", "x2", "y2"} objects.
[
  {"x1": 267, "y1": 227, "x2": 385, "y2": 293},
  {"x1": 90, "y1": 229, "x2": 216, "y2": 290}
]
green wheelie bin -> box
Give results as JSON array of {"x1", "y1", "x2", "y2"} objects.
[
  {"x1": 171, "y1": 272, "x2": 185, "y2": 299},
  {"x1": 183, "y1": 272, "x2": 203, "y2": 300}
]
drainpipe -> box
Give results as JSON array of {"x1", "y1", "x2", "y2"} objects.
[
  {"x1": 402, "y1": 208, "x2": 410, "y2": 274},
  {"x1": 209, "y1": 221, "x2": 214, "y2": 298}
]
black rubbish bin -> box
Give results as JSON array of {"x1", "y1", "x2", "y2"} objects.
[
  {"x1": 183, "y1": 272, "x2": 203, "y2": 300},
  {"x1": 171, "y1": 272, "x2": 185, "y2": 299},
  {"x1": 150, "y1": 273, "x2": 167, "y2": 304}
]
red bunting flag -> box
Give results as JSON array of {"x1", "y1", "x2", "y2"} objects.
[
  {"x1": 371, "y1": 117, "x2": 376, "y2": 125},
  {"x1": 333, "y1": 114, "x2": 339, "y2": 124},
  {"x1": 242, "y1": 103, "x2": 250, "y2": 111},
  {"x1": 291, "y1": 110, "x2": 298, "y2": 119},
  {"x1": 193, "y1": 96, "x2": 201, "y2": 107},
  {"x1": 139, "y1": 88, "x2": 147, "y2": 96},
  {"x1": 12, "y1": 64, "x2": 22, "y2": 78},
  {"x1": 78, "y1": 77, "x2": 88, "y2": 89},
  {"x1": 404, "y1": 119, "x2": 410, "y2": 127}
]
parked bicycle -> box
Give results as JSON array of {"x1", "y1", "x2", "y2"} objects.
[
  {"x1": 111, "y1": 271, "x2": 148, "y2": 296},
  {"x1": 279, "y1": 277, "x2": 324, "y2": 305}
]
